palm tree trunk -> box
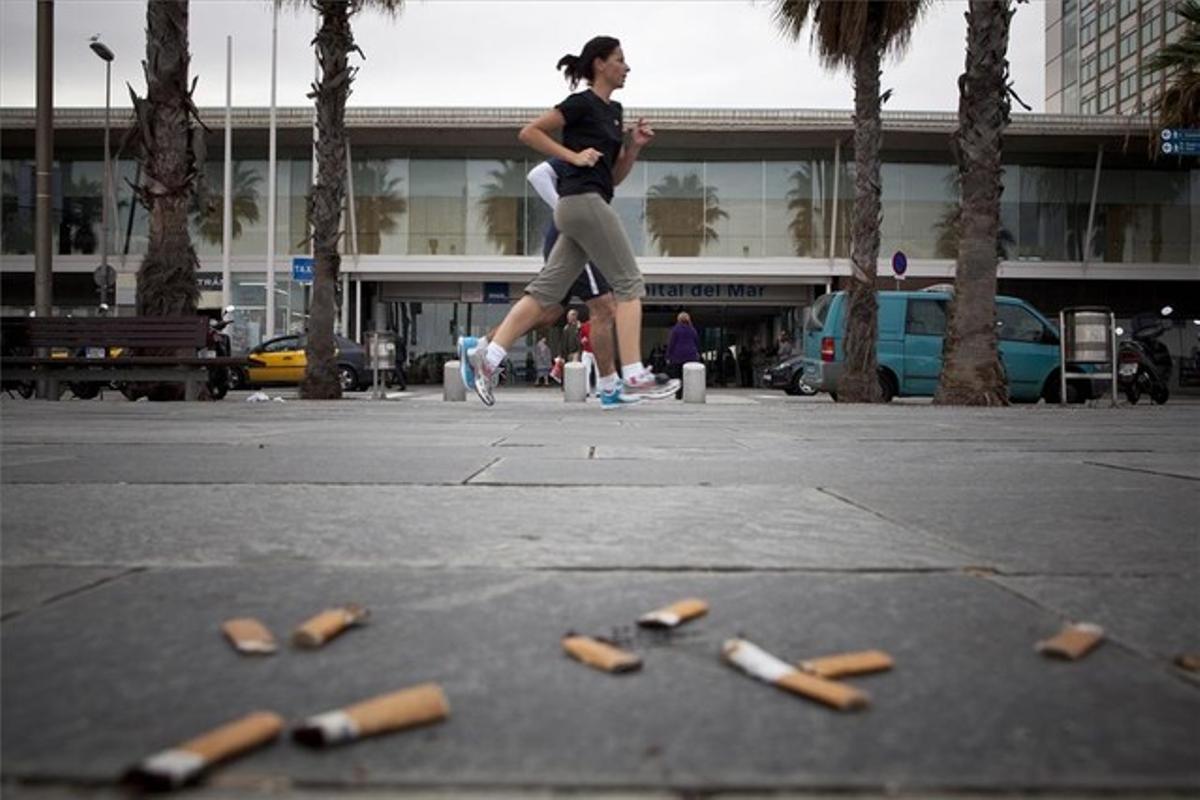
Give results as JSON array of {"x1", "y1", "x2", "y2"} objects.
[
  {"x1": 300, "y1": 0, "x2": 354, "y2": 399},
  {"x1": 136, "y1": 0, "x2": 200, "y2": 317},
  {"x1": 839, "y1": 37, "x2": 883, "y2": 403},
  {"x1": 935, "y1": 0, "x2": 1012, "y2": 406}
]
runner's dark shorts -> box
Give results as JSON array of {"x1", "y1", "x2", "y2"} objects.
[{"x1": 543, "y1": 223, "x2": 612, "y2": 305}]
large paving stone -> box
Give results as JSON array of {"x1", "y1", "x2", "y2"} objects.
[
  {"x1": 2, "y1": 568, "x2": 1197, "y2": 791},
  {"x1": 0, "y1": 485, "x2": 970, "y2": 571}
]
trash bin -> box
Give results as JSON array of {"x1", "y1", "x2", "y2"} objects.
[
  {"x1": 366, "y1": 331, "x2": 395, "y2": 399},
  {"x1": 1059, "y1": 306, "x2": 1116, "y2": 407}
]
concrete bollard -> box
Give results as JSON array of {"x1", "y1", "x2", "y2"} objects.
[
  {"x1": 683, "y1": 361, "x2": 706, "y2": 404},
  {"x1": 563, "y1": 361, "x2": 587, "y2": 402},
  {"x1": 444, "y1": 360, "x2": 466, "y2": 402}
]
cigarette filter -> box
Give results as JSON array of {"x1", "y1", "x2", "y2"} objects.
[
  {"x1": 125, "y1": 711, "x2": 283, "y2": 790},
  {"x1": 1036, "y1": 622, "x2": 1105, "y2": 660},
  {"x1": 637, "y1": 598, "x2": 709, "y2": 629},
  {"x1": 722, "y1": 638, "x2": 868, "y2": 711},
  {"x1": 1174, "y1": 653, "x2": 1200, "y2": 672},
  {"x1": 799, "y1": 649, "x2": 894, "y2": 679},
  {"x1": 291, "y1": 603, "x2": 369, "y2": 648},
  {"x1": 293, "y1": 683, "x2": 449, "y2": 747},
  {"x1": 562, "y1": 635, "x2": 643, "y2": 674},
  {"x1": 221, "y1": 618, "x2": 277, "y2": 655}
]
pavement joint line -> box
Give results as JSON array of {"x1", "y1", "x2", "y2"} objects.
[
  {"x1": 1081, "y1": 461, "x2": 1200, "y2": 483},
  {"x1": 0, "y1": 566, "x2": 147, "y2": 623},
  {"x1": 813, "y1": 487, "x2": 984, "y2": 563},
  {"x1": 461, "y1": 456, "x2": 503, "y2": 485}
]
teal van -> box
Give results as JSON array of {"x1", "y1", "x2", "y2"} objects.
[{"x1": 797, "y1": 290, "x2": 1092, "y2": 403}]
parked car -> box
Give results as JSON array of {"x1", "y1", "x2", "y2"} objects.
[
  {"x1": 792, "y1": 290, "x2": 1098, "y2": 403},
  {"x1": 239, "y1": 334, "x2": 373, "y2": 392}
]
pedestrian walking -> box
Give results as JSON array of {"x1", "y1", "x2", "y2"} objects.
[
  {"x1": 562, "y1": 309, "x2": 583, "y2": 363},
  {"x1": 456, "y1": 35, "x2": 679, "y2": 407},
  {"x1": 534, "y1": 337, "x2": 553, "y2": 386},
  {"x1": 667, "y1": 311, "x2": 701, "y2": 399}
]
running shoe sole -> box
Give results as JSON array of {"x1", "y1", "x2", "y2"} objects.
[{"x1": 623, "y1": 379, "x2": 681, "y2": 401}]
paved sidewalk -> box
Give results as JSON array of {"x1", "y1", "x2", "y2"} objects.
[{"x1": 1, "y1": 388, "x2": 1197, "y2": 798}]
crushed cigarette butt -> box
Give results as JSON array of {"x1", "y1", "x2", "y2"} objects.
[
  {"x1": 637, "y1": 598, "x2": 709, "y2": 629},
  {"x1": 1036, "y1": 622, "x2": 1105, "y2": 660},
  {"x1": 292, "y1": 604, "x2": 369, "y2": 649},
  {"x1": 222, "y1": 618, "x2": 277, "y2": 655},
  {"x1": 562, "y1": 635, "x2": 643, "y2": 674},
  {"x1": 799, "y1": 649, "x2": 893, "y2": 679}
]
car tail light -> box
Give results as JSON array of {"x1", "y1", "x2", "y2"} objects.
[
  {"x1": 821, "y1": 337, "x2": 836, "y2": 363},
  {"x1": 1118, "y1": 349, "x2": 1139, "y2": 364}
]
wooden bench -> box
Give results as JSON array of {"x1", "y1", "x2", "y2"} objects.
[{"x1": 0, "y1": 316, "x2": 257, "y2": 401}]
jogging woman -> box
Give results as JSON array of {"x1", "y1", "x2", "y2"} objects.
[{"x1": 461, "y1": 35, "x2": 679, "y2": 406}]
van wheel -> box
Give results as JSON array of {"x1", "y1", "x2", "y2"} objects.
[
  {"x1": 878, "y1": 370, "x2": 897, "y2": 403},
  {"x1": 338, "y1": 365, "x2": 359, "y2": 392}
]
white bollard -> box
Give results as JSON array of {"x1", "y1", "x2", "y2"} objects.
[
  {"x1": 444, "y1": 360, "x2": 466, "y2": 402},
  {"x1": 563, "y1": 361, "x2": 587, "y2": 402},
  {"x1": 683, "y1": 361, "x2": 706, "y2": 404}
]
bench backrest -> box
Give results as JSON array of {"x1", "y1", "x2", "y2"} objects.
[{"x1": 2, "y1": 316, "x2": 209, "y2": 350}]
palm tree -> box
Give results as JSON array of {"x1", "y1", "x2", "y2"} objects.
[
  {"x1": 934, "y1": 0, "x2": 1015, "y2": 406},
  {"x1": 773, "y1": 0, "x2": 928, "y2": 402},
  {"x1": 1144, "y1": 0, "x2": 1200, "y2": 142},
  {"x1": 477, "y1": 160, "x2": 526, "y2": 255},
  {"x1": 126, "y1": 0, "x2": 203, "y2": 317},
  {"x1": 289, "y1": 0, "x2": 403, "y2": 399},
  {"x1": 644, "y1": 173, "x2": 727, "y2": 257},
  {"x1": 351, "y1": 160, "x2": 407, "y2": 254},
  {"x1": 193, "y1": 162, "x2": 262, "y2": 247}
]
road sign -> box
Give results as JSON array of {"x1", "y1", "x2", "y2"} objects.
[
  {"x1": 292, "y1": 257, "x2": 314, "y2": 283},
  {"x1": 1160, "y1": 129, "x2": 1200, "y2": 156},
  {"x1": 93, "y1": 264, "x2": 116, "y2": 288},
  {"x1": 892, "y1": 251, "x2": 908, "y2": 279}
]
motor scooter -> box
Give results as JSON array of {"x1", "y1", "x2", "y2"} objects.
[
  {"x1": 1118, "y1": 309, "x2": 1173, "y2": 405},
  {"x1": 202, "y1": 306, "x2": 236, "y2": 400}
]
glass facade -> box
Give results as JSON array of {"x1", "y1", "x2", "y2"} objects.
[{"x1": 2, "y1": 154, "x2": 1196, "y2": 265}]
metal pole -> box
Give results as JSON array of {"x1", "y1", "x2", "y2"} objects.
[
  {"x1": 100, "y1": 58, "x2": 111, "y2": 307},
  {"x1": 1059, "y1": 310, "x2": 1066, "y2": 406},
  {"x1": 35, "y1": 0, "x2": 53, "y2": 320},
  {"x1": 828, "y1": 138, "x2": 841, "y2": 263},
  {"x1": 222, "y1": 35, "x2": 233, "y2": 311},
  {"x1": 342, "y1": 140, "x2": 358, "y2": 336},
  {"x1": 354, "y1": 278, "x2": 362, "y2": 342},
  {"x1": 1109, "y1": 311, "x2": 1117, "y2": 407},
  {"x1": 266, "y1": 0, "x2": 278, "y2": 338},
  {"x1": 1083, "y1": 143, "x2": 1103, "y2": 265}
]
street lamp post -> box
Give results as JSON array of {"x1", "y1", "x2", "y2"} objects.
[{"x1": 90, "y1": 38, "x2": 114, "y2": 309}]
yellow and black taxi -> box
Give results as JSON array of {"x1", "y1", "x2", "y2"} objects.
[{"x1": 239, "y1": 333, "x2": 373, "y2": 392}]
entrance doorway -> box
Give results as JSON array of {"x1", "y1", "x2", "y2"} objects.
[{"x1": 642, "y1": 304, "x2": 796, "y2": 387}]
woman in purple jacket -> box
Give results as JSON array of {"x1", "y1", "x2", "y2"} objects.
[{"x1": 666, "y1": 311, "x2": 701, "y2": 398}]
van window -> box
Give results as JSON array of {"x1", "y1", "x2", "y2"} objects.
[
  {"x1": 808, "y1": 293, "x2": 832, "y2": 331},
  {"x1": 996, "y1": 304, "x2": 1047, "y2": 342},
  {"x1": 905, "y1": 298, "x2": 948, "y2": 336}
]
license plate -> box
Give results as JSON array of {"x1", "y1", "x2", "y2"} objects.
[
  {"x1": 201, "y1": 349, "x2": 217, "y2": 359},
  {"x1": 85, "y1": 347, "x2": 106, "y2": 359},
  {"x1": 1119, "y1": 363, "x2": 1137, "y2": 377}
]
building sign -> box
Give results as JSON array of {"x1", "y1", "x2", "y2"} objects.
[
  {"x1": 644, "y1": 283, "x2": 810, "y2": 303},
  {"x1": 196, "y1": 272, "x2": 224, "y2": 291},
  {"x1": 484, "y1": 282, "x2": 510, "y2": 303}
]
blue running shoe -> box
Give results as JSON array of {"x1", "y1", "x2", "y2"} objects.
[
  {"x1": 457, "y1": 336, "x2": 478, "y2": 392},
  {"x1": 600, "y1": 382, "x2": 642, "y2": 409}
]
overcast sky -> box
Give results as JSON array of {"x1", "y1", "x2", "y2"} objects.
[{"x1": 0, "y1": 0, "x2": 1046, "y2": 112}]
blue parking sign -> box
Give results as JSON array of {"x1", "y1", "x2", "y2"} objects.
[{"x1": 292, "y1": 257, "x2": 314, "y2": 283}]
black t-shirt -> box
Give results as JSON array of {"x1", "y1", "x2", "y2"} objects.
[{"x1": 555, "y1": 89, "x2": 624, "y2": 202}]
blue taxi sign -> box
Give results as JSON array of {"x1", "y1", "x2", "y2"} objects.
[{"x1": 892, "y1": 250, "x2": 908, "y2": 277}]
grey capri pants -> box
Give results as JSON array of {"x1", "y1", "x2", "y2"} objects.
[{"x1": 524, "y1": 193, "x2": 645, "y2": 306}]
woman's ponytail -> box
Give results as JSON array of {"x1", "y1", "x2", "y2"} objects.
[{"x1": 556, "y1": 53, "x2": 582, "y2": 89}]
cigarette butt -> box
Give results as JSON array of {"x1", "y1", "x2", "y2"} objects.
[
  {"x1": 799, "y1": 649, "x2": 894, "y2": 679},
  {"x1": 637, "y1": 598, "x2": 709, "y2": 629},
  {"x1": 1036, "y1": 622, "x2": 1105, "y2": 660},
  {"x1": 562, "y1": 635, "x2": 643, "y2": 674},
  {"x1": 722, "y1": 638, "x2": 868, "y2": 711},
  {"x1": 1174, "y1": 654, "x2": 1200, "y2": 672},
  {"x1": 293, "y1": 683, "x2": 449, "y2": 747},
  {"x1": 292, "y1": 604, "x2": 369, "y2": 648},
  {"x1": 222, "y1": 618, "x2": 277, "y2": 655},
  {"x1": 125, "y1": 711, "x2": 283, "y2": 790}
]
